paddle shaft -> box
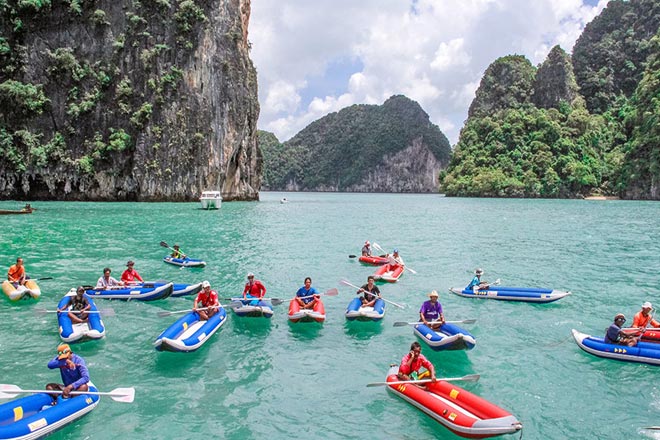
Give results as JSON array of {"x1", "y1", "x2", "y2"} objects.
[
  {"x1": 393, "y1": 319, "x2": 476, "y2": 327},
  {"x1": 0, "y1": 385, "x2": 135, "y2": 403},
  {"x1": 367, "y1": 374, "x2": 480, "y2": 387},
  {"x1": 157, "y1": 306, "x2": 218, "y2": 317},
  {"x1": 227, "y1": 298, "x2": 283, "y2": 306},
  {"x1": 340, "y1": 279, "x2": 405, "y2": 309},
  {"x1": 160, "y1": 241, "x2": 187, "y2": 257},
  {"x1": 372, "y1": 243, "x2": 417, "y2": 274},
  {"x1": 296, "y1": 288, "x2": 337, "y2": 300}
]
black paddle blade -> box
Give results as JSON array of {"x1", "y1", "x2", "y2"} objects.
[
  {"x1": 160, "y1": 241, "x2": 169, "y2": 248},
  {"x1": 348, "y1": 255, "x2": 357, "y2": 258}
]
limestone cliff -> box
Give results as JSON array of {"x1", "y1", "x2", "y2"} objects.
[
  {"x1": 532, "y1": 45, "x2": 579, "y2": 110},
  {"x1": 0, "y1": 0, "x2": 260, "y2": 201}
]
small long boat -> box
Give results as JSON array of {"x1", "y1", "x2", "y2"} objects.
[
  {"x1": 572, "y1": 329, "x2": 660, "y2": 366},
  {"x1": 384, "y1": 366, "x2": 522, "y2": 438},
  {"x1": 228, "y1": 298, "x2": 274, "y2": 318},
  {"x1": 373, "y1": 264, "x2": 404, "y2": 283},
  {"x1": 0, "y1": 207, "x2": 33, "y2": 215},
  {"x1": 345, "y1": 297, "x2": 385, "y2": 321},
  {"x1": 85, "y1": 282, "x2": 173, "y2": 301},
  {"x1": 413, "y1": 323, "x2": 476, "y2": 351},
  {"x1": 57, "y1": 292, "x2": 106, "y2": 343},
  {"x1": 358, "y1": 255, "x2": 389, "y2": 266},
  {"x1": 2, "y1": 280, "x2": 41, "y2": 302},
  {"x1": 163, "y1": 256, "x2": 207, "y2": 268},
  {"x1": 288, "y1": 299, "x2": 325, "y2": 323},
  {"x1": 449, "y1": 286, "x2": 570, "y2": 303},
  {"x1": 154, "y1": 308, "x2": 227, "y2": 352},
  {"x1": 0, "y1": 383, "x2": 99, "y2": 439}
]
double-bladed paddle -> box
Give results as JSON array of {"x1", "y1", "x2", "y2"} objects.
[
  {"x1": 366, "y1": 374, "x2": 480, "y2": 387},
  {"x1": 372, "y1": 243, "x2": 417, "y2": 274},
  {"x1": 393, "y1": 319, "x2": 476, "y2": 327},
  {"x1": 0, "y1": 384, "x2": 135, "y2": 403},
  {"x1": 160, "y1": 241, "x2": 187, "y2": 259},
  {"x1": 296, "y1": 288, "x2": 339, "y2": 300},
  {"x1": 34, "y1": 308, "x2": 116, "y2": 317},
  {"x1": 224, "y1": 298, "x2": 283, "y2": 306},
  {"x1": 157, "y1": 306, "x2": 219, "y2": 317},
  {"x1": 339, "y1": 279, "x2": 405, "y2": 309}
]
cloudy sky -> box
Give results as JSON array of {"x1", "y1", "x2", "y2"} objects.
[{"x1": 249, "y1": 0, "x2": 609, "y2": 145}]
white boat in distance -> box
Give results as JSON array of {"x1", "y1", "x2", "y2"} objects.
[{"x1": 200, "y1": 190, "x2": 222, "y2": 210}]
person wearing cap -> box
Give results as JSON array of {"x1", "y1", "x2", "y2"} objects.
[
  {"x1": 361, "y1": 241, "x2": 372, "y2": 257},
  {"x1": 358, "y1": 275, "x2": 381, "y2": 307},
  {"x1": 7, "y1": 257, "x2": 29, "y2": 287},
  {"x1": 295, "y1": 277, "x2": 320, "y2": 309},
  {"x1": 419, "y1": 290, "x2": 444, "y2": 329},
  {"x1": 398, "y1": 341, "x2": 436, "y2": 382},
  {"x1": 633, "y1": 302, "x2": 660, "y2": 330},
  {"x1": 121, "y1": 260, "x2": 144, "y2": 285},
  {"x1": 58, "y1": 286, "x2": 91, "y2": 324},
  {"x1": 604, "y1": 314, "x2": 637, "y2": 346},
  {"x1": 387, "y1": 249, "x2": 404, "y2": 267},
  {"x1": 466, "y1": 268, "x2": 490, "y2": 291},
  {"x1": 46, "y1": 344, "x2": 90, "y2": 403},
  {"x1": 96, "y1": 267, "x2": 123, "y2": 289},
  {"x1": 194, "y1": 280, "x2": 220, "y2": 320},
  {"x1": 171, "y1": 244, "x2": 186, "y2": 259},
  {"x1": 243, "y1": 273, "x2": 267, "y2": 305}
]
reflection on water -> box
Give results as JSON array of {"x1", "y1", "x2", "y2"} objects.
[{"x1": 344, "y1": 319, "x2": 383, "y2": 340}]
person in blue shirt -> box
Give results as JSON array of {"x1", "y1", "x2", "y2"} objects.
[
  {"x1": 295, "y1": 277, "x2": 319, "y2": 309},
  {"x1": 604, "y1": 313, "x2": 637, "y2": 346},
  {"x1": 46, "y1": 343, "x2": 90, "y2": 403},
  {"x1": 466, "y1": 268, "x2": 490, "y2": 291}
]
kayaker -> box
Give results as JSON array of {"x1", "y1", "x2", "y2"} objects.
[
  {"x1": 96, "y1": 267, "x2": 123, "y2": 289},
  {"x1": 171, "y1": 244, "x2": 186, "y2": 259},
  {"x1": 46, "y1": 344, "x2": 90, "y2": 403},
  {"x1": 121, "y1": 260, "x2": 144, "y2": 284},
  {"x1": 7, "y1": 257, "x2": 28, "y2": 287},
  {"x1": 243, "y1": 273, "x2": 267, "y2": 305},
  {"x1": 604, "y1": 313, "x2": 637, "y2": 346},
  {"x1": 632, "y1": 302, "x2": 660, "y2": 330},
  {"x1": 58, "y1": 286, "x2": 91, "y2": 323},
  {"x1": 358, "y1": 275, "x2": 381, "y2": 307},
  {"x1": 466, "y1": 268, "x2": 489, "y2": 291},
  {"x1": 295, "y1": 277, "x2": 320, "y2": 309},
  {"x1": 419, "y1": 290, "x2": 444, "y2": 329},
  {"x1": 387, "y1": 249, "x2": 404, "y2": 266},
  {"x1": 194, "y1": 280, "x2": 220, "y2": 320},
  {"x1": 398, "y1": 341, "x2": 436, "y2": 382},
  {"x1": 361, "y1": 241, "x2": 372, "y2": 256}
]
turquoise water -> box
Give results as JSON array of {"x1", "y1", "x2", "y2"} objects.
[{"x1": 1, "y1": 193, "x2": 660, "y2": 439}]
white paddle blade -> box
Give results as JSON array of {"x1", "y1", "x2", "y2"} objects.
[
  {"x1": 107, "y1": 387, "x2": 135, "y2": 403},
  {"x1": 0, "y1": 384, "x2": 23, "y2": 398},
  {"x1": 324, "y1": 288, "x2": 339, "y2": 296}
]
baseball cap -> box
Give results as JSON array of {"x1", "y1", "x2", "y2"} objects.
[{"x1": 57, "y1": 344, "x2": 71, "y2": 359}]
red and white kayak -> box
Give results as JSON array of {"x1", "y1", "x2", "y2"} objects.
[
  {"x1": 358, "y1": 255, "x2": 389, "y2": 265},
  {"x1": 384, "y1": 366, "x2": 522, "y2": 438},
  {"x1": 288, "y1": 298, "x2": 326, "y2": 323},
  {"x1": 373, "y1": 264, "x2": 404, "y2": 283}
]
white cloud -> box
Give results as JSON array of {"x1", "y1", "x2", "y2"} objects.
[{"x1": 250, "y1": 0, "x2": 610, "y2": 144}]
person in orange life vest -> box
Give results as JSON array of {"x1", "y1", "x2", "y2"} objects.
[
  {"x1": 243, "y1": 273, "x2": 266, "y2": 305},
  {"x1": 121, "y1": 260, "x2": 143, "y2": 284},
  {"x1": 194, "y1": 280, "x2": 220, "y2": 320},
  {"x1": 398, "y1": 341, "x2": 436, "y2": 382},
  {"x1": 7, "y1": 257, "x2": 28, "y2": 287},
  {"x1": 633, "y1": 302, "x2": 660, "y2": 331}
]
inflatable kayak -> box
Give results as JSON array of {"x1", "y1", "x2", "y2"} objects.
[
  {"x1": 345, "y1": 297, "x2": 385, "y2": 321},
  {"x1": 228, "y1": 298, "x2": 274, "y2": 318},
  {"x1": 57, "y1": 291, "x2": 106, "y2": 343},
  {"x1": 170, "y1": 282, "x2": 203, "y2": 298},
  {"x1": 373, "y1": 264, "x2": 404, "y2": 283},
  {"x1": 572, "y1": 329, "x2": 660, "y2": 366},
  {"x1": 288, "y1": 298, "x2": 325, "y2": 323},
  {"x1": 163, "y1": 256, "x2": 206, "y2": 268},
  {"x1": 85, "y1": 282, "x2": 173, "y2": 301},
  {"x1": 358, "y1": 255, "x2": 389, "y2": 266},
  {"x1": 413, "y1": 323, "x2": 476, "y2": 351},
  {"x1": 384, "y1": 366, "x2": 522, "y2": 438},
  {"x1": 2, "y1": 280, "x2": 41, "y2": 302},
  {"x1": 154, "y1": 308, "x2": 227, "y2": 352},
  {"x1": 449, "y1": 286, "x2": 571, "y2": 303},
  {"x1": 0, "y1": 383, "x2": 99, "y2": 439}
]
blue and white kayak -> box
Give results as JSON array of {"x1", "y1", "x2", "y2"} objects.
[
  {"x1": 0, "y1": 383, "x2": 99, "y2": 439},
  {"x1": 413, "y1": 323, "x2": 476, "y2": 351},
  {"x1": 449, "y1": 286, "x2": 571, "y2": 303},
  {"x1": 345, "y1": 297, "x2": 385, "y2": 321},
  {"x1": 85, "y1": 282, "x2": 173, "y2": 301},
  {"x1": 163, "y1": 256, "x2": 206, "y2": 268},
  {"x1": 57, "y1": 291, "x2": 106, "y2": 343},
  {"x1": 572, "y1": 329, "x2": 660, "y2": 366},
  {"x1": 228, "y1": 298, "x2": 274, "y2": 318},
  {"x1": 154, "y1": 307, "x2": 227, "y2": 352},
  {"x1": 171, "y1": 282, "x2": 202, "y2": 298}
]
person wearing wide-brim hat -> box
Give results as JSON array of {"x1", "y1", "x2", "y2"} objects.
[
  {"x1": 121, "y1": 260, "x2": 143, "y2": 285},
  {"x1": 604, "y1": 313, "x2": 637, "y2": 347},
  {"x1": 419, "y1": 290, "x2": 444, "y2": 329},
  {"x1": 466, "y1": 268, "x2": 490, "y2": 291},
  {"x1": 633, "y1": 302, "x2": 660, "y2": 331},
  {"x1": 46, "y1": 343, "x2": 90, "y2": 403}
]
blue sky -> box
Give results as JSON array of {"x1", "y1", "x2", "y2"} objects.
[{"x1": 250, "y1": 0, "x2": 610, "y2": 145}]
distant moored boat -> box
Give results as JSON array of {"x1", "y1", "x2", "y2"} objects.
[{"x1": 200, "y1": 191, "x2": 222, "y2": 210}]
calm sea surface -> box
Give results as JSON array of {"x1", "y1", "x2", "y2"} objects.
[{"x1": 1, "y1": 193, "x2": 660, "y2": 439}]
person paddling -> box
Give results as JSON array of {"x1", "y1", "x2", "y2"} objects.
[
  {"x1": 46, "y1": 344, "x2": 90, "y2": 404},
  {"x1": 358, "y1": 275, "x2": 381, "y2": 307},
  {"x1": 361, "y1": 241, "x2": 372, "y2": 257},
  {"x1": 194, "y1": 280, "x2": 220, "y2": 320},
  {"x1": 632, "y1": 302, "x2": 660, "y2": 331},
  {"x1": 243, "y1": 272, "x2": 267, "y2": 305},
  {"x1": 58, "y1": 286, "x2": 91, "y2": 324},
  {"x1": 295, "y1": 277, "x2": 320, "y2": 310},
  {"x1": 171, "y1": 244, "x2": 186, "y2": 259},
  {"x1": 387, "y1": 249, "x2": 404, "y2": 267},
  {"x1": 96, "y1": 267, "x2": 123, "y2": 289},
  {"x1": 605, "y1": 313, "x2": 637, "y2": 346},
  {"x1": 7, "y1": 257, "x2": 28, "y2": 287},
  {"x1": 466, "y1": 268, "x2": 490, "y2": 291},
  {"x1": 397, "y1": 341, "x2": 436, "y2": 382},
  {"x1": 121, "y1": 260, "x2": 144, "y2": 285},
  {"x1": 420, "y1": 290, "x2": 444, "y2": 329}
]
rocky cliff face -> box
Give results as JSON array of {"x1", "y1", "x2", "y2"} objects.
[
  {"x1": 0, "y1": 0, "x2": 260, "y2": 201},
  {"x1": 532, "y1": 45, "x2": 579, "y2": 109}
]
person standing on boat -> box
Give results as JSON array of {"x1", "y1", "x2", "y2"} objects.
[
  {"x1": 58, "y1": 286, "x2": 91, "y2": 324},
  {"x1": 171, "y1": 244, "x2": 186, "y2": 259},
  {"x1": 466, "y1": 268, "x2": 489, "y2": 291},
  {"x1": 46, "y1": 344, "x2": 90, "y2": 403},
  {"x1": 604, "y1": 313, "x2": 637, "y2": 346},
  {"x1": 419, "y1": 290, "x2": 444, "y2": 329},
  {"x1": 633, "y1": 302, "x2": 660, "y2": 330},
  {"x1": 96, "y1": 267, "x2": 123, "y2": 289},
  {"x1": 7, "y1": 257, "x2": 28, "y2": 287},
  {"x1": 361, "y1": 241, "x2": 372, "y2": 257},
  {"x1": 121, "y1": 260, "x2": 144, "y2": 285},
  {"x1": 295, "y1": 277, "x2": 320, "y2": 310},
  {"x1": 358, "y1": 275, "x2": 381, "y2": 307},
  {"x1": 398, "y1": 341, "x2": 436, "y2": 382},
  {"x1": 194, "y1": 280, "x2": 220, "y2": 320},
  {"x1": 243, "y1": 273, "x2": 267, "y2": 305}
]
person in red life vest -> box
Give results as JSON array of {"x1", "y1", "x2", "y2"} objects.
[
  {"x1": 194, "y1": 280, "x2": 220, "y2": 320},
  {"x1": 121, "y1": 260, "x2": 143, "y2": 284},
  {"x1": 633, "y1": 302, "x2": 660, "y2": 331},
  {"x1": 398, "y1": 341, "x2": 436, "y2": 382},
  {"x1": 7, "y1": 257, "x2": 28, "y2": 287},
  {"x1": 243, "y1": 272, "x2": 266, "y2": 305}
]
